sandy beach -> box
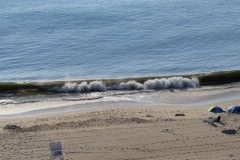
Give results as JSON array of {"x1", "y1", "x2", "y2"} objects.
[
  {"x1": 0, "y1": 99, "x2": 240, "y2": 160},
  {"x1": 2, "y1": 0, "x2": 240, "y2": 159}
]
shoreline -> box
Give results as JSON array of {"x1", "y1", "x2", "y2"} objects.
[{"x1": 1, "y1": 86, "x2": 240, "y2": 119}]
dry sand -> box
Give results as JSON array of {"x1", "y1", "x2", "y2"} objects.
[{"x1": 0, "y1": 100, "x2": 240, "y2": 160}]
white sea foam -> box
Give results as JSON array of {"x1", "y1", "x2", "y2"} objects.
[
  {"x1": 0, "y1": 99, "x2": 14, "y2": 105},
  {"x1": 107, "y1": 82, "x2": 142, "y2": 90},
  {"x1": 2, "y1": 86, "x2": 240, "y2": 118},
  {"x1": 51, "y1": 81, "x2": 106, "y2": 92},
  {"x1": 51, "y1": 77, "x2": 199, "y2": 92}
]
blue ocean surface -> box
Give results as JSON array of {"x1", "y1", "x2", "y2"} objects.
[
  {"x1": 1, "y1": 0, "x2": 240, "y2": 82},
  {"x1": 1, "y1": 0, "x2": 240, "y2": 117}
]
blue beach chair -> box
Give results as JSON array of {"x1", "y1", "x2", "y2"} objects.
[
  {"x1": 49, "y1": 142, "x2": 65, "y2": 160},
  {"x1": 203, "y1": 117, "x2": 214, "y2": 124}
]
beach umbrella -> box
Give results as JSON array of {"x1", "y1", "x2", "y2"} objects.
[
  {"x1": 208, "y1": 106, "x2": 224, "y2": 114},
  {"x1": 227, "y1": 106, "x2": 240, "y2": 114}
]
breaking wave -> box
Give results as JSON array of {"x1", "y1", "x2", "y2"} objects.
[
  {"x1": 51, "y1": 77, "x2": 199, "y2": 92},
  {"x1": 1, "y1": 70, "x2": 240, "y2": 96},
  {"x1": 51, "y1": 81, "x2": 107, "y2": 92}
]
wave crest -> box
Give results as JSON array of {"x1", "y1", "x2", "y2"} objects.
[
  {"x1": 108, "y1": 81, "x2": 144, "y2": 90},
  {"x1": 143, "y1": 77, "x2": 198, "y2": 89},
  {"x1": 51, "y1": 81, "x2": 106, "y2": 92},
  {"x1": 51, "y1": 77, "x2": 199, "y2": 92}
]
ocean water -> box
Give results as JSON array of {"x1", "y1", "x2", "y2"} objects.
[
  {"x1": 1, "y1": 0, "x2": 240, "y2": 116},
  {"x1": 1, "y1": 0, "x2": 240, "y2": 82}
]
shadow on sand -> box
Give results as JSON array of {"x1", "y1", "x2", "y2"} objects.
[{"x1": 221, "y1": 129, "x2": 237, "y2": 135}]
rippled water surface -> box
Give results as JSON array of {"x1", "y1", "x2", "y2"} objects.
[{"x1": 1, "y1": 0, "x2": 240, "y2": 82}]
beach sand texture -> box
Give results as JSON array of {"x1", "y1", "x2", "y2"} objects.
[{"x1": 0, "y1": 101, "x2": 240, "y2": 160}]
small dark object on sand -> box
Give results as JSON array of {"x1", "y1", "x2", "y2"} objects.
[
  {"x1": 175, "y1": 113, "x2": 185, "y2": 116},
  {"x1": 3, "y1": 124, "x2": 22, "y2": 131}
]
